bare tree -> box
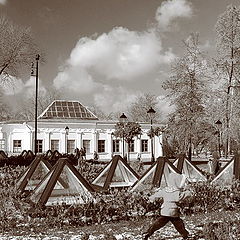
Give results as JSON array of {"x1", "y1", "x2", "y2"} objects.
[
  {"x1": 0, "y1": 88, "x2": 12, "y2": 121},
  {"x1": 215, "y1": 5, "x2": 240, "y2": 155},
  {"x1": 88, "y1": 104, "x2": 119, "y2": 121},
  {"x1": 0, "y1": 15, "x2": 40, "y2": 82},
  {"x1": 16, "y1": 88, "x2": 61, "y2": 121},
  {"x1": 127, "y1": 93, "x2": 161, "y2": 123}
]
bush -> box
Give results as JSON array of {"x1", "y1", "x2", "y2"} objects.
[
  {"x1": 0, "y1": 164, "x2": 240, "y2": 233},
  {"x1": 179, "y1": 180, "x2": 240, "y2": 214},
  {"x1": 202, "y1": 211, "x2": 240, "y2": 240}
]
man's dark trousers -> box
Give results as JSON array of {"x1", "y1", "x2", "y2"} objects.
[{"x1": 147, "y1": 215, "x2": 189, "y2": 238}]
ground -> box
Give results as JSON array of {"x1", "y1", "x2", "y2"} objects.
[{"x1": 0, "y1": 216, "x2": 205, "y2": 240}]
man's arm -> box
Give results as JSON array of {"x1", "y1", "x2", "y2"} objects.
[{"x1": 149, "y1": 189, "x2": 163, "y2": 202}]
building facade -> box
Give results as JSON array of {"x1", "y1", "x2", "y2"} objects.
[{"x1": 0, "y1": 100, "x2": 163, "y2": 161}]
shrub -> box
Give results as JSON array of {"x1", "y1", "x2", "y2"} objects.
[
  {"x1": 0, "y1": 164, "x2": 240, "y2": 233},
  {"x1": 203, "y1": 220, "x2": 240, "y2": 240},
  {"x1": 179, "y1": 180, "x2": 240, "y2": 214}
]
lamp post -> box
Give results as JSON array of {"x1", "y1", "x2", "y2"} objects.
[
  {"x1": 147, "y1": 107, "x2": 156, "y2": 162},
  {"x1": 65, "y1": 126, "x2": 69, "y2": 154},
  {"x1": 31, "y1": 54, "x2": 40, "y2": 154},
  {"x1": 119, "y1": 113, "x2": 127, "y2": 159},
  {"x1": 215, "y1": 120, "x2": 222, "y2": 158}
]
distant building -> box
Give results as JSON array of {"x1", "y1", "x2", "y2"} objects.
[{"x1": 0, "y1": 100, "x2": 163, "y2": 161}]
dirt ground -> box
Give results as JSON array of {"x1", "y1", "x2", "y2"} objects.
[{"x1": 0, "y1": 216, "x2": 205, "y2": 240}]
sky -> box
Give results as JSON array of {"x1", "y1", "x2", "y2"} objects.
[{"x1": 1, "y1": 0, "x2": 240, "y2": 116}]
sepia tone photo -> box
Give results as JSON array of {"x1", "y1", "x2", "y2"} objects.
[{"x1": 0, "y1": 0, "x2": 240, "y2": 239}]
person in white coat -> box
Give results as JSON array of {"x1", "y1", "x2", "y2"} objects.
[{"x1": 143, "y1": 173, "x2": 192, "y2": 240}]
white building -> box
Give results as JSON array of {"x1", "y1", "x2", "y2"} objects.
[{"x1": 0, "y1": 100, "x2": 163, "y2": 161}]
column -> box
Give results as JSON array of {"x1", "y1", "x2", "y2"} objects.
[
  {"x1": 76, "y1": 131, "x2": 82, "y2": 149},
  {"x1": 93, "y1": 130, "x2": 98, "y2": 153},
  {"x1": 29, "y1": 130, "x2": 33, "y2": 152},
  {"x1": 107, "y1": 132, "x2": 113, "y2": 159},
  {"x1": 136, "y1": 137, "x2": 141, "y2": 154},
  {"x1": 61, "y1": 131, "x2": 66, "y2": 154},
  {"x1": 44, "y1": 131, "x2": 51, "y2": 152},
  {"x1": 8, "y1": 132, "x2": 12, "y2": 154}
]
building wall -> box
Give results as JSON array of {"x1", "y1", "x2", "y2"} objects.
[{"x1": 0, "y1": 120, "x2": 163, "y2": 161}]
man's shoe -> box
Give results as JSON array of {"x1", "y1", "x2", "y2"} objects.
[{"x1": 142, "y1": 232, "x2": 150, "y2": 240}]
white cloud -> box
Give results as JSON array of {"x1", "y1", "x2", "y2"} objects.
[
  {"x1": 53, "y1": 27, "x2": 176, "y2": 95},
  {"x1": 94, "y1": 85, "x2": 138, "y2": 114},
  {"x1": 0, "y1": 0, "x2": 7, "y2": 5},
  {"x1": 53, "y1": 67, "x2": 99, "y2": 93},
  {"x1": 1, "y1": 76, "x2": 46, "y2": 97},
  {"x1": 155, "y1": 0, "x2": 193, "y2": 31}
]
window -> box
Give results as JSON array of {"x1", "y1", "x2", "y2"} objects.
[
  {"x1": 67, "y1": 140, "x2": 75, "y2": 153},
  {"x1": 98, "y1": 140, "x2": 105, "y2": 153},
  {"x1": 13, "y1": 140, "x2": 22, "y2": 153},
  {"x1": 83, "y1": 140, "x2": 90, "y2": 154},
  {"x1": 129, "y1": 140, "x2": 135, "y2": 152},
  {"x1": 112, "y1": 140, "x2": 120, "y2": 153},
  {"x1": 36, "y1": 140, "x2": 43, "y2": 153},
  {"x1": 0, "y1": 139, "x2": 5, "y2": 151},
  {"x1": 141, "y1": 140, "x2": 148, "y2": 152},
  {"x1": 51, "y1": 140, "x2": 59, "y2": 151}
]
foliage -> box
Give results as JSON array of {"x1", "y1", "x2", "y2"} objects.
[
  {"x1": 113, "y1": 122, "x2": 142, "y2": 144},
  {"x1": 78, "y1": 159, "x2": 105, "y2": 182},
  {"x1": 147, "y1": 126, "x2": 163, "y2": 139},
  {"x1": 0, "y1": 165, "x2": 240, "y2": 238},
  {"x1": 163, "y1": 33, "x2": 211, "y2": 154},
  {"x1": 203, "y1": 213, "x2": 240, "y2": 240},
  {"x1": 179, "y1": 180, "x2": 240, "y2": 214}
]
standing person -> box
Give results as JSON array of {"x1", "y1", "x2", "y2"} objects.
[
  {"x1": 212, "y1": 151, "x2": 220, "y2": 175},
  {"x1": 143, "y1": 173, "x2": 191, "y2": 240},
  {"x1": 81, "y1": 147, "x2": 86, "y2": 160},
  {"x1": 93, "y1": 151, "x2": 99, "y2": 161},
  {"x1": 137, "y1": 153, "x2": 144, "y2": 172}
]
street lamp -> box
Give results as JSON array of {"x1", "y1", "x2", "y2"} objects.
[
  {"x1": 215, "y1": 120, "x2": 222, "y2": 158},
  {"x1": 31, "y1": 54, "x2": 40, "y2": 155},
  {"x1": 119, "y1": 113, "x2": 127, "y2": 159},
  {"x1": 147, "y1": 107, "x2": 156, "y2": 162},
  {"x1": 65, "y1": 126, "x2": 69, "y2": 154}
]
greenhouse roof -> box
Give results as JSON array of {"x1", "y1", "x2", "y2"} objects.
[{"x1": 38, "y1": 100, "x2": 98, "y2": 120}]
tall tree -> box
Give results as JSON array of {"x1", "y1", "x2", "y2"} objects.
[
  {"x1": 0, "y1": 15, "x2": 40, "y2": 82},
  {"x1": 215, "y1": 5, "x2": 240, "y2": 155},
  {"x1": 127, "y1": 93, "x2": 161, "y2": 123},
  {"x1": 163, "y1": 33, "x2": 210, "y2": 158}
]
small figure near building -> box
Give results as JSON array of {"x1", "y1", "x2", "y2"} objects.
[
  {"x1": 80, "y1": 147, "x2": 86, "y2": 160},
  {"x1": 137, "y1": 153, "x2": 144, "y2": 172},
  {"x1": 211, "y1": 151, "x2": 220, "y2": 175},
  {"x1": 93, "y1": 151, "x2": 99, "y2": 161}
]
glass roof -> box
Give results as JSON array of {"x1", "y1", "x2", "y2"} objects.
[{"x1": 39, "y1": 100, "x2": 98, "y2": 120}]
